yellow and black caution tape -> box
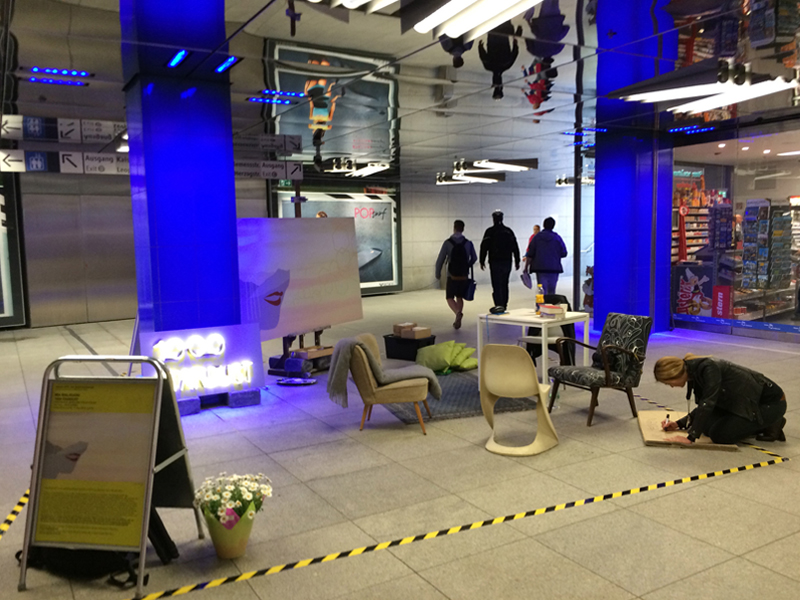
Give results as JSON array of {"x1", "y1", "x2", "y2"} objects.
[
  {"x1": 0, "y1": 490, "x2": 29, "y2": 541},
  {"x1": 129, "y1": 452, "x2": 790, "y2": 600}
]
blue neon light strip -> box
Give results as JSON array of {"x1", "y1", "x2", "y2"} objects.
[
  {"x1": 30, "y1": 66, "x2": 90, "y2": 77},
  {"x1": 215, "y1": 56, "x2": 239, "y2": 73},
  {"x1": 28, "y1": 77, "x2": 88, "y2": 86},
  {"x1": 262, "y1": 89, "x2": 305, "y2": 97},
  {"x1": 584, "y1": 127, "x2": 607, "y2": 132},
  {"x1": 669, "y1": 125, "x2": 699, "y2": 132},
  {"x1": 248, "y1": 97, "x2": 293, "y2": 105},
  {"x1": 673, "y1": 313, "x2": 800, "y2": 334},
  {"x1": 168, "y1": 49, "x2": 189, "y2": 68},
  {"x1": 562, "y1": 131, "x2": 584, "y2": 136}
]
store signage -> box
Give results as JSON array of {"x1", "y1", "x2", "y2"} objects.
[
  {"x1": 673, "y1": 168, "x2": 704, "y2": 179},
  {"x1": 140, "y1": 324, "x2": 264, "y2": 400},
  {"x1": 233, "y1": 159, "x2": 303, "y2": 181}
]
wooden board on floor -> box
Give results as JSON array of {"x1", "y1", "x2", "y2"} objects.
[{"x1": 638, "y1": 410, "x2": 739, "y2": 452}]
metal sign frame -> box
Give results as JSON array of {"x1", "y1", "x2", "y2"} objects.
[{"x1": 17, "y1": 355, "x2": 193, "y2": 599}]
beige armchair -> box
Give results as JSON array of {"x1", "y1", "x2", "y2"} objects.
[{"x1": 350, "y1": 333, "x2": 432, "y2": 434}]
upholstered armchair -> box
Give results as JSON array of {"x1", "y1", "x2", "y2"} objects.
[{"x1": 547, "y1": 313, "x2": 653, "y2": 426}]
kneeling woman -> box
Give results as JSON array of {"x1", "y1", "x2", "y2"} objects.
[{"x1": 654, "y1": 354, "x2": 787, "y2": 445}]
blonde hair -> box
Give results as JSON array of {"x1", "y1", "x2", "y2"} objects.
[{"x1": 653, "y1": 353, "x2": 710, "y2": 383}]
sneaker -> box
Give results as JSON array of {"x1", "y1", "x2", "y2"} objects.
[
  {"x1": 453, "y1": 312, "x2": 463, "y2": 330},
  {"x1": 489, "y1": 306, "x2": 505, "y2": 314}
]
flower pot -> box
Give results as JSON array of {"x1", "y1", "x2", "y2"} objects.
[{"x1": 203, "y1": 503, "x2": 256, "y2": 559}]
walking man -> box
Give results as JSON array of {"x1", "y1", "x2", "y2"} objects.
[
  {"x1": 479, "y1": 210, "x2": 520, "y2": 313},
  {"x1": 435, "y1": 220, "x2": 477, "y2": 329},
  {"x1": 525, "y1": 216, "x2": 567, "y2": 295}
]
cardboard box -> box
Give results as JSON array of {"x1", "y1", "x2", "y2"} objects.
[
  {"x1": 400, "y1": 326, "x2": 432, "y2": 339},
  {"x1": 393, "y1": 322, "x2": 417, "y2": 336}
]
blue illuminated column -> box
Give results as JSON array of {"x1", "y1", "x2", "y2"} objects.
[
  {"x1": 121, "y1": 0, "x2": 240, "y2": 332},
  {"x1": 594, "y1": 1, "x2": 677, "y2": 332}
]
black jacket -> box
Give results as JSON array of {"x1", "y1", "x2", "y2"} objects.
[
  {"x1": 480, "y1": 224, "x2": 520, "y2": 266},
  {"x1": 677, "y1": 358, "x2": 772, "y2": 441},
  {"x1": 526, "y1": 229, "x2": 567, "y2": 273}
]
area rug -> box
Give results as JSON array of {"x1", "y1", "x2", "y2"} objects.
[{"x1": 383, "y1": 370, "x2": 537, "y2": 424}]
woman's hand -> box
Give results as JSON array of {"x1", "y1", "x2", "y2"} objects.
[
  {"x1": 665, "y1": 435, "x2": 692, "y2": 445},
  {"x1": 661, "y1": 420, "x2": 679, "y2": 432}
]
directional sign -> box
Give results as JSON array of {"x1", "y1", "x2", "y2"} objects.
[
  {"x1": 83, "y1": 152, "x2": 129, "y2": 175},
  {"x1": 283, "y1": 135, "x2": 302, "y2": 153},
  {"x1": 0, "y1": 150, "x2": 26, "y2": 172},
  {"x1": 1, "y1": 115, "x2": 23, "y2": 140},
  {"x1": 285, "y1": 161, "x2": 303, "y2": 181},
  {"x1": 259, "y1": 160, "x2": 287, "y2": 179},
  {"x1": 59, "y1": 152, "x2": 84, "y2": 174},
  {"x1": 57, "y1": 119, "x2": 81, "y2": 143},
  {"x1": 81, "y1": 120, "x2": 124, "y2": 143}
]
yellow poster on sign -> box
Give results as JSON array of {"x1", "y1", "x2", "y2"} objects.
[{"x1": 34, "y1": 380, "x2": 157, "y2": 549}]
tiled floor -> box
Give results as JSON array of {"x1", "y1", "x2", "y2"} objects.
[{"x1": 2, "y1": 283, "x2": 800, "y2": 599}]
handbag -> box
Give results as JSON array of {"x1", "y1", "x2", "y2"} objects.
[
  {"x1": 520, "y1": 270, "x2": 532, "y2": 289},
  {"x1": 464, "y1": 265, "x2": 476, "y2": 301}
]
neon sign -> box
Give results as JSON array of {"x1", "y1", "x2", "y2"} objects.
[{"x1": 152, "y1": 333, "x2": 254, "y2": 395}]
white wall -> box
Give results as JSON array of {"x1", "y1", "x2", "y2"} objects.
[{"x1": 400, "y1": 171, "x2": 575, "y2": 291}]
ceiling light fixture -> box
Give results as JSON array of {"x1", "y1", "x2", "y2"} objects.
[
  {"x1": 764, "y1": 149, "x2": 771, "y2": 154},
  {"x1": 624, "y1": 82, "x2": 741, "y2": 103},
  {"x1": 262, "y1": 89, "x2": 305, "y2": 97},
  {"x1": 346, "y1": 162, "x2": 391, "y2": 177},
  {"x1": 718, "y1": 143, "x2": 726, "y2": 148},
  {"x1": 460, "y1": 0, "x2": 545, "y2": 42},
  {"x1": 777, "y1": 150, "x2": 800, "y2": 156},
  {"x1": 453, "y1": 173, "x2": 503, "y2": 183},
  {"x1": 117, "y1": 141, "x2": 130, "y2": 153},
  {"x1": 248, "y1": 97, "x2": 293, "y2": 104},
  {"x1": 437, "y1": 0, "x2": 542, "y2": 39},
  {"x1": 473, "y1": 159, "x2": 530, "y2": 172},
  {"x1": 414, "y1": 0, "x2": 481, "y2": 34},
  {"x1": 30, "y1": 66, "x2": 90, "y2": 77},
  {"x1": 366, "y1": 0, "x2": 400, "y2": 13},
  {"x1": 27, "y1": 77, "x2": 87, "y2": 86},
  {"x1": 167, "y1": 49, "x2": 189, "y2": 68},
  {"x1": 668, "y1": 77, "x2": 797, "y2": 114},
  {"x1": 436, "y1": 173, "x2": 470, "y2": 185},
  {"x1": 215, "y1": 56, "x2": 240, "y2": 73},
  {"x1": 742, "y1": 146, "x2": 749, "y2": 151}
]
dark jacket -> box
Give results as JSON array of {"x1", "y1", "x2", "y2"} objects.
[
  {"x1": 526, "y1": 229, "x2": 567, "y2": 273},
  {"x1": 435, "y1": 234, "x2": 477, "y2": 280},
  {"x1": 478, "y1": 22, "x2": 519, "y2": 89},
  {"x1": 480, "y1": 224, "x2": 520, "y2": 266},
  {"x1": 677, "y1": 358, "x2": 772, "y2": 441}
]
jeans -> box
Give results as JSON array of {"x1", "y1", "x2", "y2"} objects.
[
  {"x1": 489, "y1": 261, "x2": 512, "y2": 308},
  {"x1": 536, "y1": 273, "x2": 559, "y2": 296},
  {"x1": 702, "y1": 399, "x2": 786, "y2": 444}
]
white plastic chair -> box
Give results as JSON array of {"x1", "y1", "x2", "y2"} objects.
[{"x1": 480, "y1": 344, "x2": 558, "y2": 456}]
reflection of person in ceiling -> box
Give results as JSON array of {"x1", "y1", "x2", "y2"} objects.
[
  {"x1": 521, "y1": 0, "x2": 568, "y2": 112},
  {"x1": 304, "y1": 59, "x2": 341, "y2": 131},
  {"x1": 479, "y1": 21, "x2": 521, "y2": 100},
  {"x1": 439, "y1": 34, "x2": 474, "y2": 68}
]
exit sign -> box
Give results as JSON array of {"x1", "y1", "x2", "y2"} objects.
[{"x1": 279, "y1": 179, "x2": 292, "y2": 187}]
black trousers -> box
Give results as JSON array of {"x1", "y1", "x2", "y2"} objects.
[
  {"x1": 702, "y1": 383, "x2": 786, "y2": 444},
  {"x1": 489, "y1": 261, "x2": 512, "y2": 308}
]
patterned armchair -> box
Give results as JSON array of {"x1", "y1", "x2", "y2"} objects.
[{"x1": 548, "y1": 313, "x2": 653, "y2": 426}]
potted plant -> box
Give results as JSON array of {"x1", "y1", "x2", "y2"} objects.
[{"x1": 194, "y1": 472, "x2": 272, "y2": 559}]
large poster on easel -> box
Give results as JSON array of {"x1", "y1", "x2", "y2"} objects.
[{"x1": 33, "y1": 379, "x2": 158, "y2": 549}]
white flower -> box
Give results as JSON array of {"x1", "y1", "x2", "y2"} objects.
[
  {"x1": 217, "y1": 507, "x2": 226, "y2": 517},
  {"x1": 247, "y1": 510, "x2": 256, "y2": 520},
  {"x1": 225, "y1": 501, "x2": 235, "y2": 509},
  {"x1": 212, "y1": 494, "x2": 220, "y2": 501},
  {"x1": 235, "y1": 500, "x2": 242, "y2": 507},
  {"x1": 222, "y1": 491, "x2": 231, "y2": 500},
  {"x1": 225, "y1": 485, "x2": 235, "y2": 491},
  {"x1": 243, "y1": 492, "x2": 253, "y2": 501}
]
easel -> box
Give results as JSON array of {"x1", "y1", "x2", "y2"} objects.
[
  {"x1": 267, "y1": 327, "x2": 332, "y2": 377},
  {"x1": 18, "y1": 356, "x2": 202, "y2": 599}
]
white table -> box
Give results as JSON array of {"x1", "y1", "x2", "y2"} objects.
[{"x1": 476, "y1": 309, "x2": 591, "y2": 381}]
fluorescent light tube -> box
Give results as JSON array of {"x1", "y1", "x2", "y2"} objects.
[
  {"x1": 624, "y1": 81, "x2": 740, "y2": 103},
  {"x1": 436, "y1": 174, "x2": 470, "y2": 185},
  {"x1": 414, "y1": 0, "x2": 481, "y2": 34},
  {"x1": 366, "y1": 0, "x2": 399, "y2": 13},
  {"x1": 462, "y1": 0, "x2": 543, "y2": 42},
  {"x1": 346, "y1": 163, "x2": 390, "y2": 177},
  {"x1": 441, "y1": 0, "x2": 525, "y2": 38},
  {"x1": 168, "y1": 50, "x2": 189, "y2": 68},
  {"x1": 777, "y1": 150, "x2": 800, "y2": 156},
  {"x1": 668, "y1": 77, "x2": 797, "y2": 114},
  {"x1": 473, "y1": 159, "x2": 530, "y2": 172},
  {"x1": 453, "y1": 173, "x2": 499, "y2": 183},
  {"x1": 342, "y1": 0, "x2": 371, "y2": 8}
]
